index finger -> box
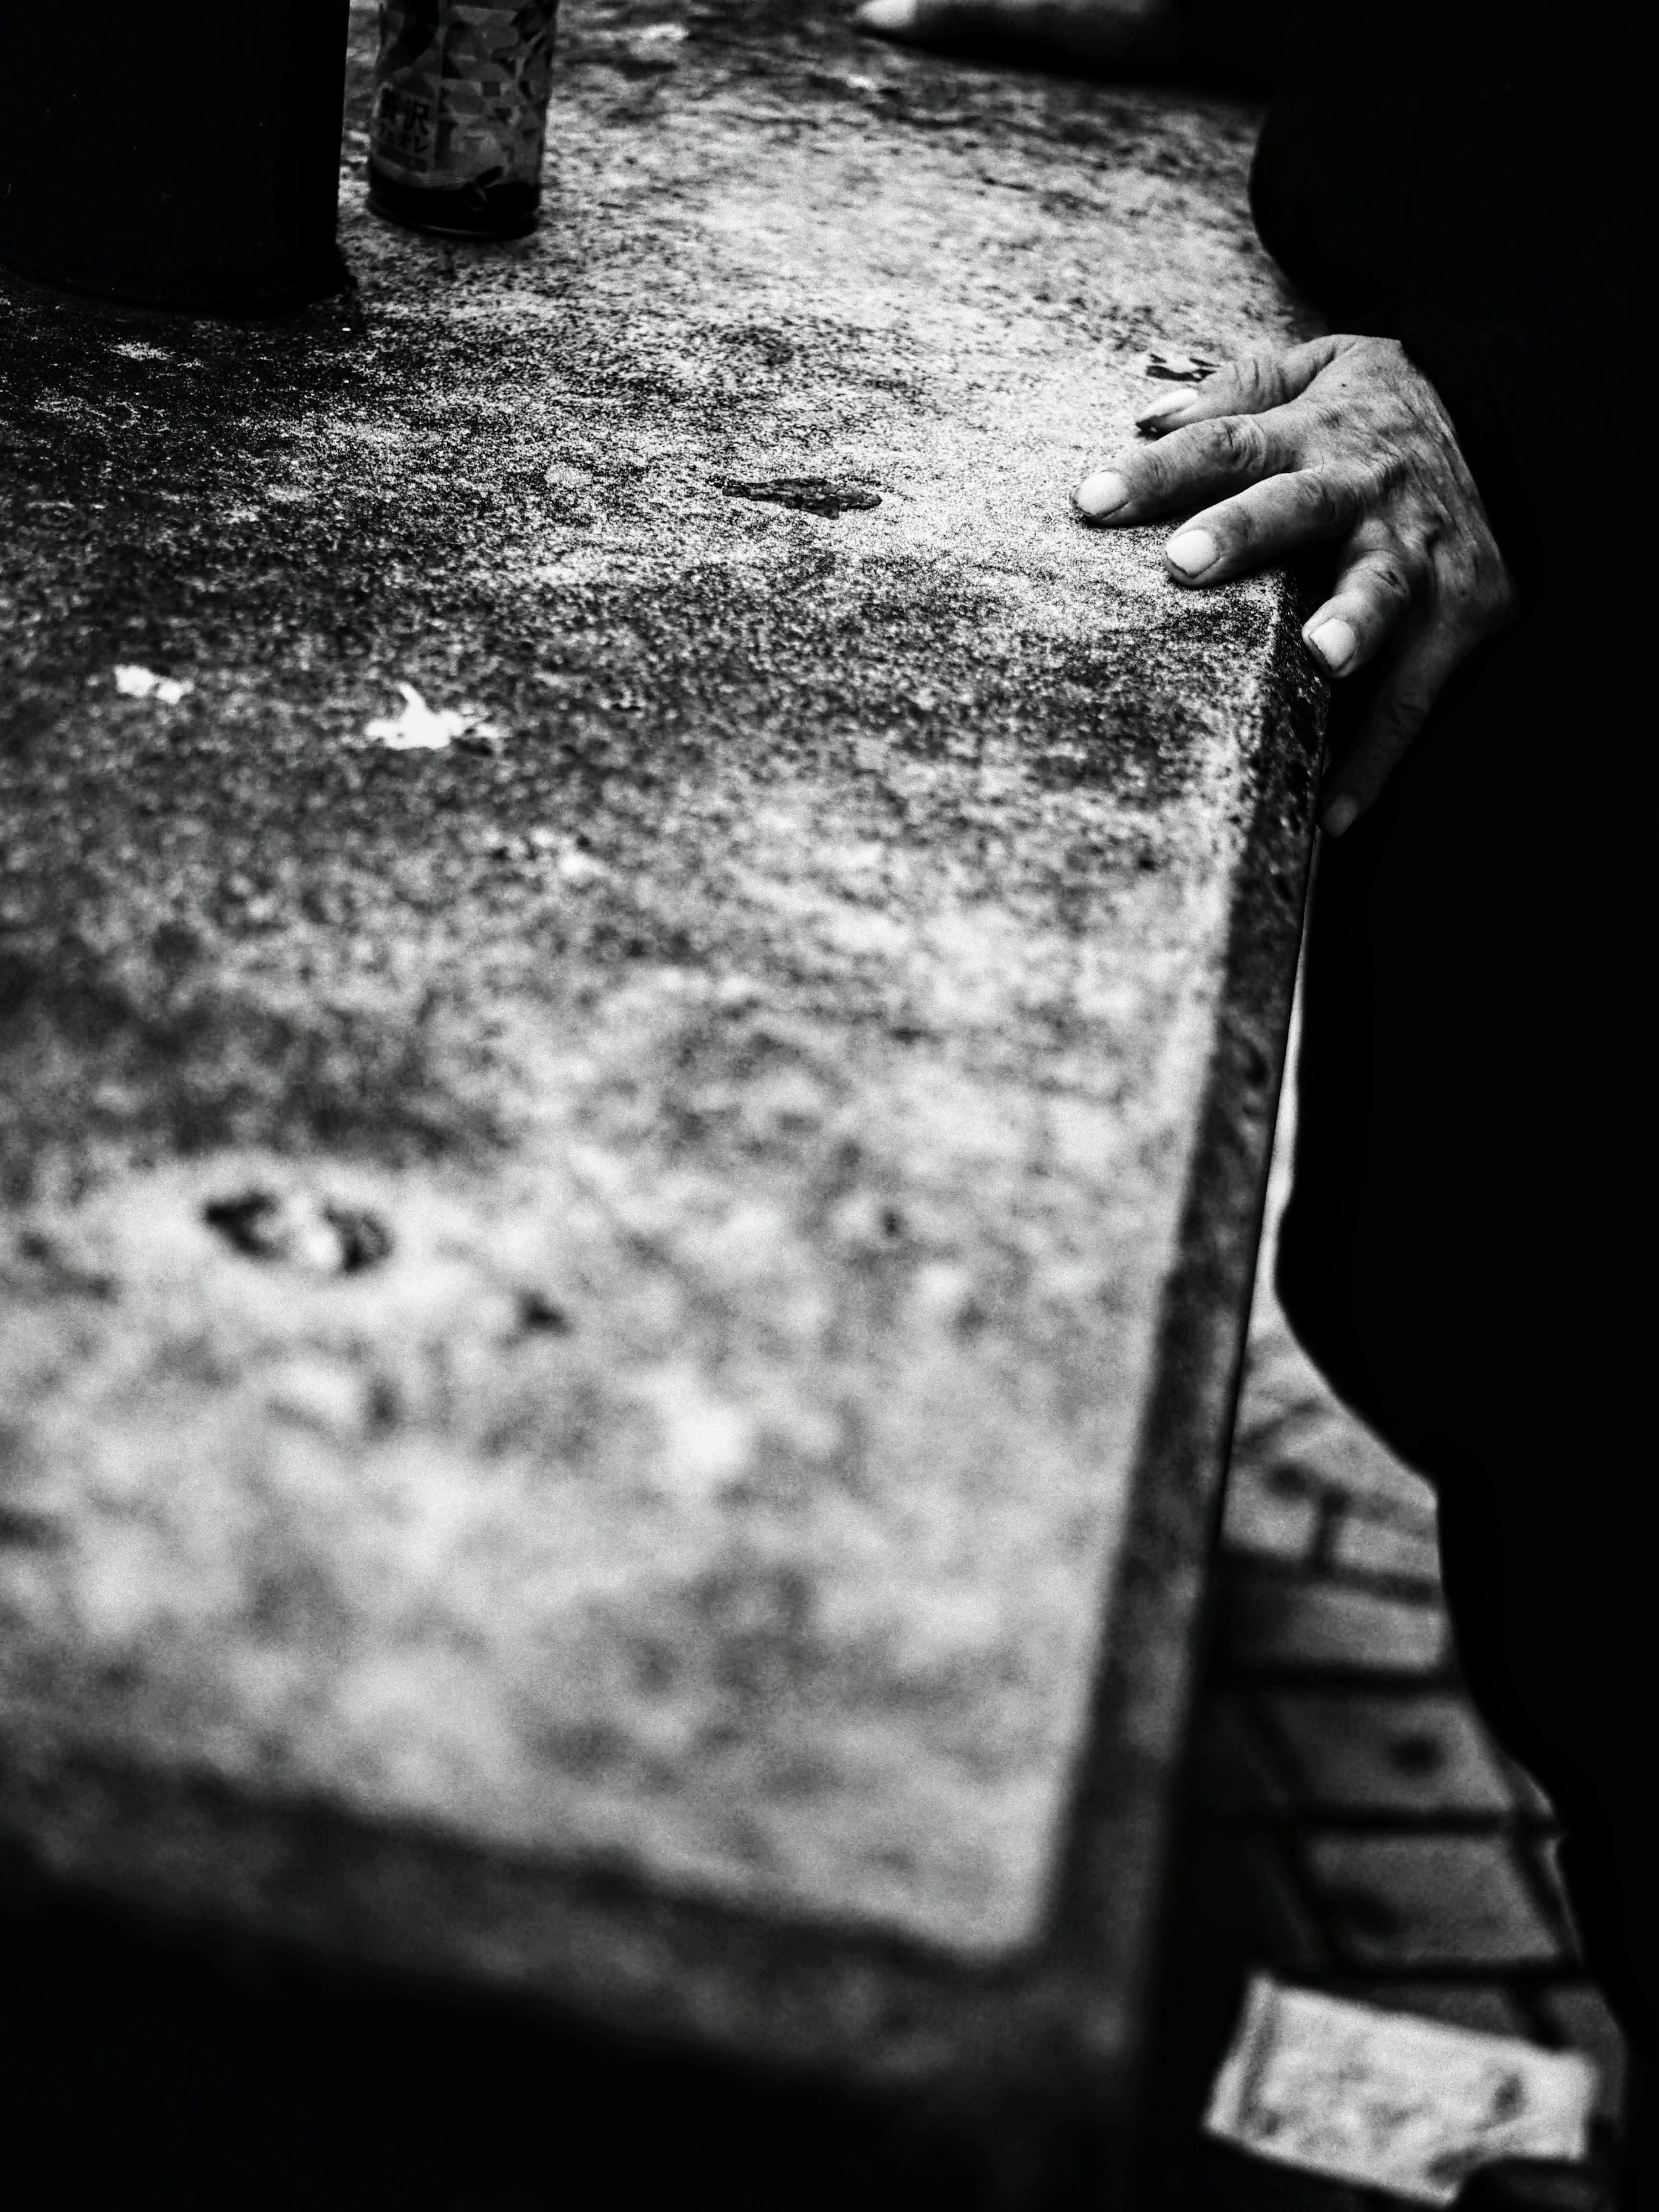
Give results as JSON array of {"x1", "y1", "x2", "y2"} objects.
[
  {"x1": 1074, "y1": 408, "x2": 1299, "y2": 525},
  {"x1": 1133, "y1": 338, "x2": 1342, "y2": 433}
]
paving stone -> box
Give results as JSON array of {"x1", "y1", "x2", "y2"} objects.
[
  {"x1": 1220, "y1": 1571, "x2": 1451, "y2": 1677},
  {"x1": 1220, "y1": 1455, "x2": 1322, "y2": 1565},
  {"x1": 1538, "y1": 1983, "x2": 1627, "y2": 2120},
  {"x1": 1301, "y1": 1834, "x2": 1565, "y2": 1971},
  {"x1": 1292, "y1": 1418, "x2": 1437, "y2": 1529},
  {"x1": 1328, "y1": 1508, "x2": 1443, "y2": 1589},
  {"x1": 1233, "y1": 1298, "x2": 1327, "y2": 1436},
  {"x1": 1187, "y1": 1693, "x2": 1291, "y2": 1817},
  {"x1": 1259, "y1": 1691, "x2": 1515, "y2": 1817},
  {"x1": 1232, "y1": 1312, "x2": 1435, "y2": 1528},
  {"x1": 1177, "y1": 1829, "x2": 1331, "y2": 1977}
]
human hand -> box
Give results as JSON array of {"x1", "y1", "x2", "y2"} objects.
[
  {"x1": 1075, "y1": 337, "x2": 1518, "y2": 835},
  {"x1": 852, "y1": 0, "x2": 1179, "y2": 76}
]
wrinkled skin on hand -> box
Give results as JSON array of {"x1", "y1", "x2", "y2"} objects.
[
  {"x1": 1074, "y1": 337, "x2": 1518, "y2": 835},
  {"x1": 854, "y1": 2, "x2": 1519, "y2": 834}
]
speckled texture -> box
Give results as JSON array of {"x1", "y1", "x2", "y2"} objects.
[{"x1": 0, "y1": 0, "x2": 1321, "y2": 2077}]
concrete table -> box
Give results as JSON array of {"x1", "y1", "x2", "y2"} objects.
[{"x1": 0, "y1": 0, "x2": 1321, "y2": 2177}]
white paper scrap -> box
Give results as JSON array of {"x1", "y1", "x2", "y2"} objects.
[
  {"x1": 1204, "y1": 1977, "x2": 1598, "y2": 2206},
  {"x1": 114, "y1": 664, "x2": 191, "y2": 705},
  {"x1": 365, "y1": 681, "x2": 499, "y2": 753}
]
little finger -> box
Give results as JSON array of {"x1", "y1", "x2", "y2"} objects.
[
  {"x1": 1301, "y1": 543, "x2": 1420, "y2": 677},
  {"x1": 1318, "y1": 625, "x2": 1471, "y2": 835}
]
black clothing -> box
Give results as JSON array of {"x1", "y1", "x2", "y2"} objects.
[
  {"x1": 1252, "y1": 3, "x2": 1654, "y2": 604},
  {"x1": 1281, "y1": 629, "x2": 1653, "y2": 2031},
  {"x1": 1249, "y1": 3, "x2": 1656, "y2": 2183}
]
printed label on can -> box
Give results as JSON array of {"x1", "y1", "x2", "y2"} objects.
[{"x1": 371, "y1": 3, "x2": 559, "y2": 191}]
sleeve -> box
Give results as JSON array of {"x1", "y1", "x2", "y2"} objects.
[{"x1": 1248, "y1": 11, "x2": 1656, "y2": 601}]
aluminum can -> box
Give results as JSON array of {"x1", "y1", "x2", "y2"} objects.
[
  {"x1": 0, "y1": 0, "x2": 350, "y2": 312},
  {"x1": 368, "y1": 3, "x2": 560, "y2": 239}
]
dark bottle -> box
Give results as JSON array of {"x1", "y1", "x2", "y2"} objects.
[
  {"x1": 367, "y1": 2, "x2": 560, "y2": 240},
  {"x1": 0, "y1": 1, "x2": 352, "y2": 313}
]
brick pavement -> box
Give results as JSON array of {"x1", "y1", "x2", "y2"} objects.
[{"x1": 1131, "y1": 1036, "x2": 1628, "y2": 2209}]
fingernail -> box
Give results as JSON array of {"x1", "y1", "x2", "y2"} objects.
[
  {"x1": 1135, "y1": 397, "x2": 1188, "y2": 428},
  {"x1": 1307, "y1": 617, "x2": 1357, "y2": 673},
  {"x1": 1321, "y1": 795, "x2": 1359, "y2": 837},
  {"x1": 855, "y1": 0, "x2": 917, "y2": 29},
  {"x1": 1165, "y1": 528, "x2": 1218, "y2": 578},
  {"x1": 1075, "y1": 470, "x2": 1129, "y2": 519}
]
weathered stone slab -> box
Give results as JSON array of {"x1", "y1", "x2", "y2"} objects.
[{"x1": 0, "y1": 0, "x2": 1320, "y2": 2114}]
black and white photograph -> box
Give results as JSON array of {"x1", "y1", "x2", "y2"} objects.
[{"x1": 0, "y1": 3, "x2": 1647, "y2": 2205}]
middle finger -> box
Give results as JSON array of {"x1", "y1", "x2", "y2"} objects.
[
  {"x1": 1160, "y1": 466, "x2": 1367, "y2": 585},
  {"x1": 1074, "y1": 410, "x2": 1298, "y2": 523}
]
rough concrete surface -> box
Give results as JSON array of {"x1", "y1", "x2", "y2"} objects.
[{"x1": 0, "y1": 0, "x2": 1321, "y2": 2104}]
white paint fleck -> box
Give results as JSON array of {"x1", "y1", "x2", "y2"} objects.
[
  {"x1": 631, "y1": 1366, "x2": 757, "y2": 1495},
  {"x1": 261, "y1": 1356, "x2": 369, "y2": 1439},
  {"x1": 114, "y1": 664, "x2": 191, "y2": 705},
  {"x1": 366, "y1": 681, "x2": 500, "y2": 753},
  {"x1": 556, "y1": 847, "x2": 609, "y2": 887}
]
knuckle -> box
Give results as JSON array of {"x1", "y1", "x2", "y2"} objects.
[
  {"x1": 1395, "y1": 525, "x2": 1440, "y2": 583},
  {"x1": 1440, "y1": 538, "x2": 1510, "y2": 622},
  {"x1": 1302, "y1": 396, "x2": 1348, "y2": 446},
  {"x1": 1367, "y1": 448, "x2": 1409, "y2": 501},
  {"x1": 1234, "y1": 353, "x2": 1281, "y2": 409},
  {"x1": 1354, "y1": 566, "x2": 1415, "y2": 628},
  {"x1": 1135, "y1": 445, "x2": 1178, "y2": 502},
  {"x1": 1204, "y1": 413, "x2": 1266, "y2": 477},
  {"x1": 1373, "y1": 691, "x2": 1433, "y2": 743},
  {"x1": 1297, "y1": 468, "x2": 1349, "y2": 533},
  {"x1": 1357, "y1": 554, "x2": 1414, "y2": 611}
]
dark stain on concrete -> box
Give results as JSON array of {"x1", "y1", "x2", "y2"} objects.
[
  {"x1": 203, "y1": 1189, "x2": 392, "y2": 1273},
  {"x1": 717, "y1": 477, "x2": 883, "y2": 516}
]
